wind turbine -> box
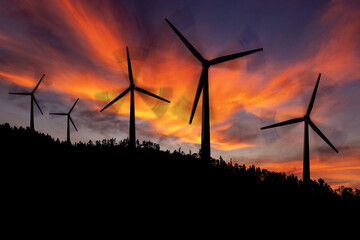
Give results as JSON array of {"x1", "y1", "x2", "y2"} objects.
[
  {"x1": 8, "y1": 74, "x2": 45, "y2": 131},
  {"x1": 100, "y1": 46, "x2": 170, "y2": 149},
  {"x1": 50, "y1": 98, "x2": 79, "y2": 143},
  {"x1": 260, "y1": 73, "x2": 338, "y2": 184},
  {"x1": 165, "y1": 18, "x2": 263, "y2": 161}
]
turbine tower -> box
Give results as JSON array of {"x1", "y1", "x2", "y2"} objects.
[
  {"x1": 50, "y1": 98, "x2": 79, "y2": 143},
  {"x1": 100, "y1": 46, "x2": 170, "y2": 149},
  {"x1": 165, "y1": 18, "x2": 263, "y2": 161},
  {"x1": 8, "y1": 74, "x2": 45, "y2": 131},
  {"x1": 260, "y1": 73, "x2": 338, "y2": 184}
]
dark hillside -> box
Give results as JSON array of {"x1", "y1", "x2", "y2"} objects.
[{"x1": 1, "y1": 123, "x2": 359, "y2": 208}]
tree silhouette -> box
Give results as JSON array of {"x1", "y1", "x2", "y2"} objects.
[{"x1": 1, "y1": 123, "x2": 358, "y2": 202}]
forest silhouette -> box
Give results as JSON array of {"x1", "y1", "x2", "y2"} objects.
[{"x1": 1, "y1": 123, "x2": 359, "y2": 203}]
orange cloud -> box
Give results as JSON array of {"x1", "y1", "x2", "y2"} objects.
[
  {"x1": 1, "y1": 0, "x2": 358, "y2": 153},
  {"x1": 1, "y1": 0, "x2": 359, "y2": 191},
  {"x1": 1, "y1": 1, "x2": 358, "y2": 147}
]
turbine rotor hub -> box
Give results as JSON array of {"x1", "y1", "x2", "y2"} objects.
[
  {"x1": 304, "y1": 115, "x2": 310, "y2": 122},
  {"x1": 202, "y1": 60, "x2": 210, "y2": 69}
]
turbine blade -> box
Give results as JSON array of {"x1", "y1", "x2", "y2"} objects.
[
  {"x1": 32, "y1": 74, "x2": 45, "y2": 93},
  {"x1": 69, "y1": 98, "x2": 79, "y2": 114},
  {"x1": 126, "y1": 47, "x2": 134, "y2": 86},
  {"x1": 33, "y1": 96, "x2": 43, "y2": 115},
  {"x1": 189, "y1": 69, "x2": 206, "y2": 124},
  {"x1": 306, "y1": 73, "x2": 321, "y2": 116},
  {"x1": 308, "y1": 119, "x2": 338, "y2": 153},
  {"x1": 8, "y1": 92, "x2": 30, "y2": 95},
  {"x1": 135, "y1": 87, "x2": 170, "y2": 103},
  {"x1": 209, "y1": 48, "x2": 263, "y2": 66},
  {"x1": 260, "y1": 117, "x2": 303, "y2": 130},
  {"x1": 165, "y1": 18, "x2": 205, "y2": 63},
  {"x1": 100, "y1": 87, "x2": 130, "y2": 112},
  {"x1": 69, "y1": 116, "x2": 78, "y2": 132},
  {"x1": 49, "y1": 113, "x2": 67, "y2": 115}
]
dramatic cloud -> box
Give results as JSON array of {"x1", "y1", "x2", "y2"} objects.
[{"x1": 0, "y1": 0, "x2": 359, "y2": 189}]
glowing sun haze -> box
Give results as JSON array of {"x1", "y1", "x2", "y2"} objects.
[{"x1": 0, "y1": 0, "x2": 359, "y2": 189}]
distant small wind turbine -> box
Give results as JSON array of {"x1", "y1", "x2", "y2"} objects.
[
  {"x1": 260, "y1": 73, "x2": 338, "y2": 184},
  {"x1": 100, "y1": 46, "x2": 170, "y2": 149},
  {"x1": 165, "y1": 18, "x2": 263, "y2": 161},
  {"x1": 50, "y1": 98, "x2": 79, "y2": 143},
  {"x1": 8, "y1": 74, "x2": 45, "y2": 131}
]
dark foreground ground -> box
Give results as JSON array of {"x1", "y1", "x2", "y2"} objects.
[{"x1": 1, "y1": 123, "x2": 359, "y2": 218}]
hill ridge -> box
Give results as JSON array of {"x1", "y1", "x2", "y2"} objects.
[{"x1": 1, "y1": 122, "x2": 359, "y2": 202}]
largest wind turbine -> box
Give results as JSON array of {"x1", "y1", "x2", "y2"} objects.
[
  {"x1": 165, "y1": 18, "x2": 263, "y2": 161},
  {"x1": 260, "y1": 73, "x2": 338, "y2": 184},
  {"x1": 8, "y1": 74, "x2": 45, "y2": 131},
  {"x1": 100, "y1": 47, "x2": 170, "y2": 150}
]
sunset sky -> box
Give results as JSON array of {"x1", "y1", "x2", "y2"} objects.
[{"x1": 0, "y1": 0, "x2": 359, "y2": 189}]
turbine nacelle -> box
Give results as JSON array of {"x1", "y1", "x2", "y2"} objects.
[
  {"x1": 303, "y1": 114, "x2": 310, "y2": 122},
  {"x1": 202, "y1": 60, "x2": 210, "y2": 69}
]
